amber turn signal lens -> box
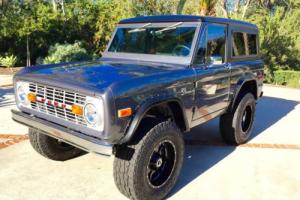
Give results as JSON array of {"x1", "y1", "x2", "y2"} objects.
[
  {"x1": 118, "y1": 108, "x2": 132, "y2": 118},
  {"x1": 27, "y1": 93, "x2": 36, "y2": 102},
  {"x1": 72, "y1": 104, "x2": 83, "y2": 116}
]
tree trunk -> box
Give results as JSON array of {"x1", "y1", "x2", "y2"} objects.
[
  {"x1": 232, "y1": 37, "x2": 239, "y2": 56},
  {"x1": 0, "y1": 0, "x2": 8, "y2": 7},
  {"x1": 200, "y1": 8, "x2": 208, "y2": 16},
  {"x1": 60, "y1": 0, "x2": 65, "y2": 15},
  {"x1": 26, "y1": 35, "x2": 31, "y2": 67},
  {"x1": 52, "y1": 0, "x2": 57, "y2": 12},
  {"x1": 176, "y1": 0, "x2": 186, "y2": 14},
  {"x1": 199, "y1": 0, "x2": 217, "y2": 16},
  {"x1": 234, "y1": 0, "x2": 240, "y2": 12},
  {"x1": 220, "y1": 0, "x2": 229, "y2": 18},
  {"x1": 243, "y1": 33, "x2": 249, "y2": 55},
  {"x1": 242, "y1": 0, "x2": 251, "y2": 20}
]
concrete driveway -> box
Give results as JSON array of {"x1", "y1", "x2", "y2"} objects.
[
  {"x1": 0, "y1": 85, "x2": 299, "y2": 200},
  {"x1": 0, "y1": 75, "x2": 13, "y2": 87}
]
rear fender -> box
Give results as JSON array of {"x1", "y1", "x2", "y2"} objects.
[{"x1": 230, "y1": 78, "x2": 258, "y2": 112}]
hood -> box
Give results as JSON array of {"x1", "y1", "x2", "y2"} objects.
[{"x1": 15, "y1": 59, "x2": 182, "y2": 94}]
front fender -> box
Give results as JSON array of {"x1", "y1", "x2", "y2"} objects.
[{"x1": 119, "y1": 97, "x2": 188, "y2": 144}]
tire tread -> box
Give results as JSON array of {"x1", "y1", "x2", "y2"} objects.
[
  {"x1": 220, "y1": 93, "x2": 256, "y2": 145},
  {"x1": 28, "y1": 128, "x2": 84, "y2": 161},
  {"x1": 113, "y1": 121, "x2": 184, "y2": 200}
]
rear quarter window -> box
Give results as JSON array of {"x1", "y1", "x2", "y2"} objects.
[
  {"x1": 232, "y1": 32, "x2": 257, "y2": 57},
  {"x1": 247, "y1": 34, "x2": 257, "y2": 55}
]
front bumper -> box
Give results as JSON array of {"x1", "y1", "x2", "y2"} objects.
[{"x1": 11, "y1": 109, "x2": 112, "y2": 156}]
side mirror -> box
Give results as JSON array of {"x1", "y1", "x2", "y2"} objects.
[{"x1": 208, "y1": 55, "x2": 223, "y2": 65}]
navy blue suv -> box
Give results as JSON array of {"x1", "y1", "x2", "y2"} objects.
[{"x1": 12, "y1": 15, "x2": 263, "y2": 200}]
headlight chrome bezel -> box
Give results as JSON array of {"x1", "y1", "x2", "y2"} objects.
[
  {"x1": 84, "y1": 103, "x2": 98, "y2": 125},
  {"x1": 84, "y1": 96, "x2": 104, "y2": 131},
  {"x1": 16, "y1": 81, "x2": 30, "y2": 108}
]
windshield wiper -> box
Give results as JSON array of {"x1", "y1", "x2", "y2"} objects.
[
  {"x1": 128, "y1": 23, "x2": 152, "y2": 33},
  {"x1": 155, "y1": 22, "x2": 183, "y2": 34}
]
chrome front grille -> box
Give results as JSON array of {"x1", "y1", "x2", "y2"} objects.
[{"x1": 29, "y1": 82, "x2": 87, "y2": 126}]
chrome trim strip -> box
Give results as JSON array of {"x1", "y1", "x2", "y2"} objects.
[{"x1": 11, "y1": 109, "x2": 112, "y2": 156}]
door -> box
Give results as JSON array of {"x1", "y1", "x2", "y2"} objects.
[{"x1": 191, "y1": 23, "x2": 231, "y2": 123}]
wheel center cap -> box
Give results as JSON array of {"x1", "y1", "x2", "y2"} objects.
[{"x1": 156, "y1": 158, "x2": 163, "y2": 168}]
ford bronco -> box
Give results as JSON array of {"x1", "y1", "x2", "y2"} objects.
[{"x1": 12, "y1": 15, "x2": 263, "y2": 200}]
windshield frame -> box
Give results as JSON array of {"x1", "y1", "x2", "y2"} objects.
[{"x1": 103, "y1": 22, "x2": 202, "y2": 66}]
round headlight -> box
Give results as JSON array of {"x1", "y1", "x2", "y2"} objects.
[
  {"x1": 84, "y1": 103, "x2": 98, "y2": 125},
  {"x1": 84, "y1": 97, "x2": 104, "y2": 131},
  {"x1": 17, "y1": 84, "x2": 27, "y2": 102}
]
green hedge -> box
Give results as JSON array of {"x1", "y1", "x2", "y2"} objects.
[{"x1": 274, "y1": 70, "x2": 300, "y2": 88}]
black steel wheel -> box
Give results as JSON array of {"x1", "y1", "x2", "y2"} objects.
[
  {"x1": 241, "y1": 105, "x2": 253, "y2": 133},
  {"x1": 147, "y1": 140, "x2": 176, "y2": 188}
]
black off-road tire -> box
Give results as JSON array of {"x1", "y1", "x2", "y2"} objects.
[
  {"x1": 113, "y1": 120, "x2": 184, "y2": 200},
  {"x1": 28, "y1": 128, "x2": 85, "y2": 161},
  {"x1": 220, "y1": 93, "x2": 256, "y2": 145}
]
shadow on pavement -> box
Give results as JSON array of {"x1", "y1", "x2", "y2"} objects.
[
  {"x1": 0, "y1": 86, "x2": 15, "y2": 107},
  {"x1": 251, "y1": 96, "x2": 299, "y2": 139},
  {"x1": 169, "y1": 95, "x2": 299, "y2": 197}
]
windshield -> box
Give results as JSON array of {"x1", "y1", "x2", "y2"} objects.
[{"x1": 108, "y1": 23, "x2": 197, "y2": 57}]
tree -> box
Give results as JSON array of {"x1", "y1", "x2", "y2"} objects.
[
  {"x1": 177, "y1": 0, "x2": 187, "y2": 14},
  {"x1": 94, "y1": 0, "x2": 132, "y2": 54},
  {"x1": 131, "y1": 0, "x2": 177, "y2": 16},
  {"x1": 50, "y1": 0, "x2": 65, "y2": 15},
  {"x1": 0, "y1": 1, "x2": 59, "y2": 66},
  {"x1": 179, "y1": 0, "x2": 199, "y2": 15},
  {"x1": 242, "y1": 0, "x2": 251, "y2": 19},
  {"x1": 220, "y1": 0, "x2": 229, "y2": 18},
  {"x1": 247, "y1": 5, "x2": 300, "y2": 81},
  {"x1": 214, "y1": 0, "x2": 300, "y2": 82},
  {"x1": 199, "y1": 0, "x2": 217, "y2": 16},
  {"x1": 1, "y1": 0, "x2": 299, "y2": 76},
  {"x1": 234, "y1": 0, "x2": 240, "y2": 12},
  {"x1": 217, "y1": 0, "x2": 253, "y2": 19}
]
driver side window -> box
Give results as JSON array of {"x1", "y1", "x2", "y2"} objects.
[
  {"x1": 194, "y1": 23, "x2": 227, "y2": 65},
  {"x1": 207, "y1": 24, "x2": 226, "y2": 64}
]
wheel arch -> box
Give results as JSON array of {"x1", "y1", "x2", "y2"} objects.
[
  {"x1": 120, "y1": 98, "x2": 189, "y2": 144},
  {"x1": 230, "y1": 79, "x2": 258, "y2": 112}
]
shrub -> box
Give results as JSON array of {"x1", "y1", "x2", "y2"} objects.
[
  {"x1": 247, "y1": 7, "x2": 300, "y2": 82},
  {"x1": 42, "y1": 42, "x2": 90, "y2": 64},
  {"x1": 274, "y1": 70, "x2": 300, "y2": 88},
  {"x1": 0, "y1": 54, "x2": 17, "y2": 69}
]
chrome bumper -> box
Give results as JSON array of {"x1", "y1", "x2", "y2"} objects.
[{"x1": 11, "y1": 109, "x2": 112, "y2": 156}]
